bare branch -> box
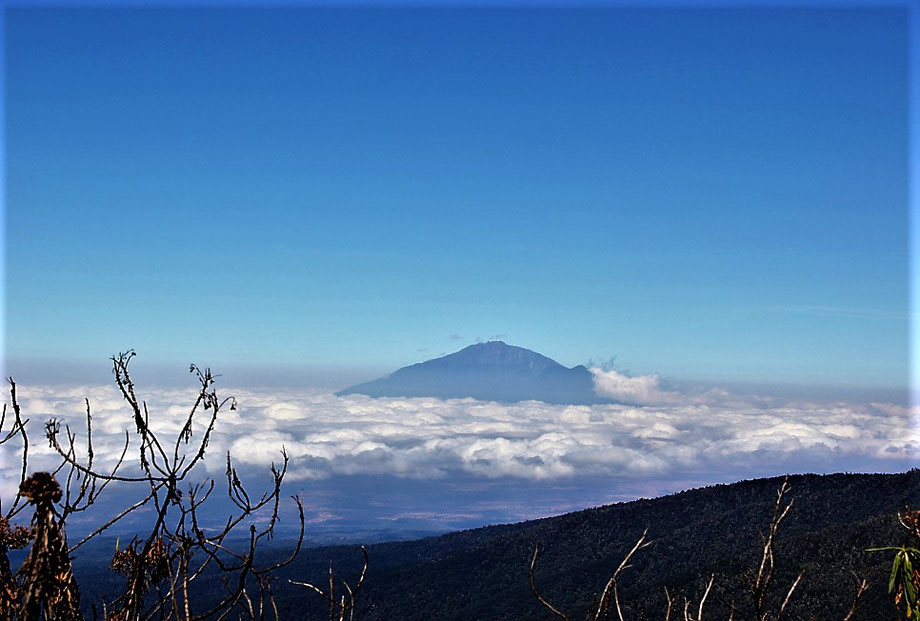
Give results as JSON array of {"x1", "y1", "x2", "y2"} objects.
[
  {"x1": 775, "y1": 569, "x2": 804, "y2": 621},
  {"x1": 595, "y1": 529, "x2": 651, "y2": 621},
  {"x1": 290, "y1": 547, "x2": 370, "y2": 621},
  {"x1": 842, "y1": 572, "x2": 869, "y2": 621},
  {"x1": 751, "y1": 477, "x2": 793, "y2": 617},
  {"x1": 696, "y1": 574, "x2": 714, "y2": 620},
  {"x1": 529, "y1": 544, "x2": 569, "y2": 621}
]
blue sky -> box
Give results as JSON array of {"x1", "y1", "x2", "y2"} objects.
[{"x1": 5, "y1": 6, "x2": 910, "y2": 394}]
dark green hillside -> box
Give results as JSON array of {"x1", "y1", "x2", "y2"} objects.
[
  {"x1": 69, "y1": 471, "x2": 918, "y2": 619},
  {"x1": 262, "y1": 471, "x2": 917, "y2": 620}
]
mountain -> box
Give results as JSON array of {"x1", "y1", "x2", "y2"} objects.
[
  {"x1": 79, "y1": 470, "x2": 911, "y2": 620},
  {"x1": 336, "y1": 341, "x2": 613, "y2": 405},
  {"x1": 272, "y1": 471, "x2": 920, "y2": 619}
]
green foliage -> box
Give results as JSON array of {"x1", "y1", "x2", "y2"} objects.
[
  {"x1": 875, "y1": 545, "x2": 920, "y2": 618},
  {"x1": 870, "y1": 507, "x2": 920, "y2": 619}
]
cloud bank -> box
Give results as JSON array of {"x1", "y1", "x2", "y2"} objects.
[
  {"x1": 590, "y1": 368, "x2": 758, "y2": 406},
  {"x1": 2, "y1": 380, "x2": 916, "y2": 506}
]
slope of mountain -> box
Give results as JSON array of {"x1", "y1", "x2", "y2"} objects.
[
  {"x1": 337, "y1": 341, "x2": 612, "y2": 405},
  {"x1": 265, "y1": 471, "x2": 918, "y2": 620},
  {"x1": 73, "y1": 471, "x2": 919, "y2": 619}
]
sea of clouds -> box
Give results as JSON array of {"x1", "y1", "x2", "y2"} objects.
[{"x1": 2, "y1": 368, "x2": 916, "y2": 509}]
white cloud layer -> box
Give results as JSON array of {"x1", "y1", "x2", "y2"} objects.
[
  {"x1": 590, "y1": 368, "x2": 743, "y2": 406},
  {"x1": 1, "y1": 381, "x2": 916, "y2": 505}
]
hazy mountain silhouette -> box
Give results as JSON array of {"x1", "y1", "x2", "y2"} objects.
[{"x1": 337, "y1": 341, "x2": 613, "y2": 405}]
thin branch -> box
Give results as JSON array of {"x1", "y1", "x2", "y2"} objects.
[
  {"x1": 842, "y1": 573, "x2": 868, "y2": 621},
  {"x1": 775, "y1": 569, "x2": 804, "y2": 621},
  {"x1": 529, "y1": 544, "x2": 569, "y2": 621},
  {"x1": 697, "y1": 574, "x2": 714, "y2": 620},
  {"x1": 595, "y1": 529, "x2": 651, "y2": 621}
]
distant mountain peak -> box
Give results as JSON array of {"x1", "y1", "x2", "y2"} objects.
[
  {"x1": 337, "y1": 342, "x2": 613, "y2": 405},
  {"x1": 419, "y1": 341, "x2": 559, "y2": 372}
]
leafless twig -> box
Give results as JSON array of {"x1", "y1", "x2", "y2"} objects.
[{"x1": 290, "y1": 545, "x2": 369, "y2": 621}]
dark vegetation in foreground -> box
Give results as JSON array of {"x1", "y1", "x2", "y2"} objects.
[{"x1": 0, "y1": 353, "x2": 917, "y2": 619}]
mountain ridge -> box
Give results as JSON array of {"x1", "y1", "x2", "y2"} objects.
[
  {"x1": 99, "y1": 470, "x2": 915, "y2": 620},
  {"x1": 336, "y1": 341, "x2": 613, "y2": 405},
  {"x1": 275, "y1": 470, "x2": 920, "y2": 619}
]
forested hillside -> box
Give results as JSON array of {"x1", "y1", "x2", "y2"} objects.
[{"x1": 72, "y1": 470, "x2": 918, "y2": 619}]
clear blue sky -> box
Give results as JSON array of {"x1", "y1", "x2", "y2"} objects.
[{"x1": 5, "y1": 6, "x2": 910, "y2": 393}]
